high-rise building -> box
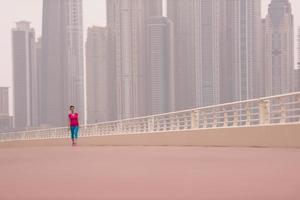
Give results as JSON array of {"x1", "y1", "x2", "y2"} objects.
[
  {"x1": 107, "y1": 0, "x2": 163, "y2": 119},
  {"x1": 168, "y1": 0, "x2": 222, "y2": 109},
  {"x1": 263, "y1": 0, "x2": 294, "y2": 96},
  {"x1": 35, "y1": 37, "x2": 43, "y2": 123},
  {"x1": 220, "y1": 0, "x2": 263, "y2": 102},
  {"x1": 0, "y1": 87, "x2": 12, "y2": 132},
  {"x1": 296, "y1": 27, "x2": 300, "y2": 91},
  {"x1": 295, "y1": 68, "x2": 300, "y2": 91},
  {"x1": 0, "y1": 87, "x2": 9, "y2": 115},
  {"x1": 146, "y1": 17, "x2": 175, "y2": 115},
  {"x1": 12, "y1": 21, "x2": 39, "y2": 129},
  {"x1": 298, "y1": 27, "x2": 300, "y2": 68},
  {"x1": 41, "y1": 0, "x2": 84, "y2": 127},
  {"x1": 0, "y1": 115, "x2": 12, "y2": 132},
  {"x1": 168, "y1": 0, "x2": 262, "y2": 108},
  {"x1": 86, "y1": 27, "x2": 115, "y2": 123}
]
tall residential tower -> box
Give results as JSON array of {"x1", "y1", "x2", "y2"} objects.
[
  {"x1": 220, "y1": 0, "x2": 262, "y2": 102},
  {"x1": 298, "y1": 27, "x2": 300, "y2": 68},
  {"x1": 41, "y1": 0, "x2": 84, "y2": 127},
  {"x1": 12, "y1": 21, "x2": 39, "y2": 129},
  {"x1": 86, "y1": 27, "x2": 116, "y2": 123},
  {"x1": 146, "y1": 17, "x2": 175, "y2": 115},
  {"x1": 295, "y1": 26, "x2": 300, "y2": 91},
  {"x1": 107, "y1": 0, "x2": 163, "y2": 119},
  {"x1": 263, "y1": 0, "x2": 294, "y2": 96},
  {"x1": 168, "y1": 0, "x2": 262, "y2": 109},
  {"x1": 168, "y1": 0, "x2": 222, "y2": 109}
]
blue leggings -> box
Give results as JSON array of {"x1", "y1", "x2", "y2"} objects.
[{"x1": 70, "y1": 126, "x2": 79, "y2": 139}]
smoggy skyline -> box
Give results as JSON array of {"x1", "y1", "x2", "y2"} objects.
[{"x1": 1, "y1": 0, "x2": 300, "y2": 115}]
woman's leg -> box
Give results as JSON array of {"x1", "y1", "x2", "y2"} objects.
[
  {"x1": 74, "y1": 126, "x2": 79, "y2": 145},
  {"x1": 70, "y1": 127, "x2": 75, "y2": 145}
]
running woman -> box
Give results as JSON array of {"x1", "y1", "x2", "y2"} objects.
[{"x1": 68, "y1": 105, "x2": 79, "y2": 146}]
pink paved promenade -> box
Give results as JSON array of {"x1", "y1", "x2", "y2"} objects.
[{"x1": 0, "y1": 146, "x2": 300, "y2": 200}]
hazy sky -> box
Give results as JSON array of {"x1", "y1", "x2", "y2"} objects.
[{"x1": 0, "y1": 0, "x2": 299, "y2": 114}]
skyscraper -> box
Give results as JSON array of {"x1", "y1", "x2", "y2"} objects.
[
  {"x1": 168, "y1": 0, "x2": 263, "y2": 107},
  {"x1": 295, "y1": 26, "x2": 300, "y2": 91},
  {"x1": 167, "y1": 0, "x2": 221, "y2": 109},
  {"x1": 107, "y1": 0, "x2": 163, "y2": 119},
  {"x1": 295, "y1": 68, "x2": 300, "y2": 92},
  {"x1": 146, "y1": 17, "x2": 175, "y2": 115},
  {"x1": 12, "y1": 21, "x2": 39, "y2": 129},
  {"x1": 263, "y1": 0, "x2": 294, "y2": 96},
  {"x1": 86, "y1": 26, "x2": 115, "y2": 123},
  {"x1": 41, "y1": 0, "x2": 84, "y2": 127},
  {"x1": 297, "y1": 26, "x2": 300, "y2": 70},
  {"x1": 35, "y1": 37, "x2": 43, "y2": 124},
  {"x1": 0, "y1": 87, "x2": 9, "y2": 116},
  {"x1": 220, "y1": 0, "x2": 262, "y2": 102}
]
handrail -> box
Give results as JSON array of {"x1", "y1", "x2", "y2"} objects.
[{"x1": 1, "y1": 92, "x2": 300, "y2": 142}]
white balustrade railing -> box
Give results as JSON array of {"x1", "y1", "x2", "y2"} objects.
[{"x1": 1, "y1": 92, "x2": 300, "y2": 142}]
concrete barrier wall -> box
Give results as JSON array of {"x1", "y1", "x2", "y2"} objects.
[{"x1": 1, "y1": 123, "x2": 300, "y2": 148}]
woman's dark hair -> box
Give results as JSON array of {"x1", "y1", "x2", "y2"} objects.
[{"x1": 70, "y1": 105, "x2": 75, "y2": 110}]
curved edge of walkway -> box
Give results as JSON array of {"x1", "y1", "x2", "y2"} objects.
[{"x1": 0, "y1": 123, "x2": 300, "y2": 149}]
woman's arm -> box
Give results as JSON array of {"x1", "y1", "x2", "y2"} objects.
[
  {"x1": 68, "y1": 116, "x2": 70, "y2": 130},
  {"x1": 77, "y1": 114, "x2": 80, "y2": 127}
]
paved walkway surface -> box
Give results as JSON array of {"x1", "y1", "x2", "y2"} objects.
[{"x1": 0, "y1": 146, "x2": 300, "y2": 200}]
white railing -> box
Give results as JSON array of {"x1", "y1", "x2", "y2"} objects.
[{"x1": 1, "y1": 92, "x2": 300, "y2": 142}]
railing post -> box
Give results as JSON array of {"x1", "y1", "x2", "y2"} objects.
[
  {"x1": 212, "y1": 110, "x2": 217, "y2": 128},
  {"x1": 117, "y1": 121, "x2": 123, "y2": 134},
  {"x1": 279, "y1": 98, "x2": 286, "y2": 123},
  {"x1": 246, "y1": 103, "x2": 251, "y2": 126},
  {"x1": 203, "y1": 112, "x2": 207, "y2": 128},
  {"x1": 52, "y1": 129, "x2": 57, "y2": 139},
  {"x1": 163, "y1": 117, "x2": 168, "y2": 132},
  {"x1": 22, "y1": 132, "x2": 26, "y2": 140},
  {"x1": 223, "y1": 109, "x2": 228, "y2": 127},
  {"x1": 141, "y1": 120, "x2": 144, "y2": 133},
  {"x1": 134, "y1": 121, "x2": 138, "y2": 133},
  {"x1": 233, "y1": 110, "x2": 238, "y2": 127},
  {"x1": 183, "y1": 114, "x2": 188, "y2": 130},
  {"x1": 171, "y1": 115, "x2": 178, "y2": 131},
  {"x1": 91, "y1": 125, "x2": 94, "y2": 136},
  {"x1": 191, "y1": 110, "x2": 199, "y2": 130},
  {"x1": 148, "y1": 116, "x2": 154, "y2": 133},
  {"x1": 94, "y1": 125, "x2": 98, "y2": 136},
  {"x1": 170, "y1": 115, "x2": 174, "y2": 130},
  {"x1": 259, "y1": 100, "x2": 270, "y2": 125},
  {"x1": 137, "y1": 120, "x2": 141, "y2": 133},
  {"x1": 142, "y1": 119, "x2": 147, "y2": 133}
]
